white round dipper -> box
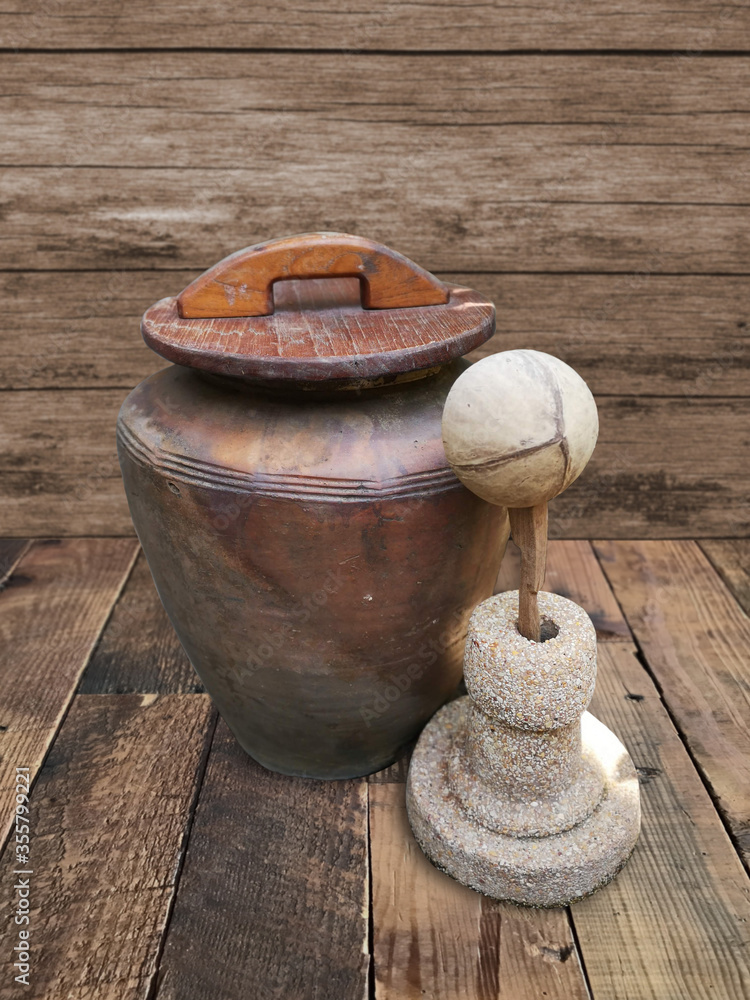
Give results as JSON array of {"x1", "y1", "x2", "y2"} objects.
[{"x1": 442, "y1": 350, "x2": 599, "y2": 508}]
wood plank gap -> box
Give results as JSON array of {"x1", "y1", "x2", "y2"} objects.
[
  {"x1": 369, "y1": 782, "x2": 590, "y2": 999},
  {"x1": 81, "y1": 550, "x2": 201, "y2": 696},
  {"x1": 79, "y1": 542, "x2": 143, "y2": 689},
  {"x1": 144, "y1": 707, "x2": 218, "y2": 1000},
  {"x1": 0, "y1": 693, "x2": 216, "y2": 1000},
  {"x1": 2, "y1": 48, "x2": 750, "y2": 57},
  {"x1": 152, "y1": 719, "x2": 370, "y2": 1000},
  {"x1": 698, "y1": 539, "x2": 750, "y2": 616},
  {"x1": 5, "y1": 387, "x2": 749, "y2": 400},
  {"x1": 0, "y1": 538, "x2": 139, "y2": 854},
  {"x1": 632, "y1": 640, "x2": 750, "y2": 874},
  {"x1": 565, "y1": 908, "x2": 595, "y2": 1000},
  {"x1": 0, "y1": 539, "x2": 30, "y2": 586},
  {"x1": 593, "y1": 540, "x2": 750, "y2": 868},
  {"x1": 2, "y1": 269, "x2": 750, "y2": 276},
  {"x1": 367, "y1": 783, "x2": 376, "y2": 1000},
  {"x1": 572, "y1": 642, "x2": 750, "y2": 999},
  {"x1": 592, "y1": 540, "x2": 749, "y2": 866}
]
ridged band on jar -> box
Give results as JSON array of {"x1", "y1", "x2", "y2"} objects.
[{"x1": 463, "y1": 591, "x2": 596, "y2": 730}]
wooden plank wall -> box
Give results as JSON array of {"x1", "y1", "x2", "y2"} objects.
[{"x1": 1, "y1": 4, "x2": 748, "y2": 538}]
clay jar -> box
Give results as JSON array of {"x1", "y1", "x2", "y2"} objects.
[{"x1": 117, "y1": 234, "x2": 509, "y2": 779}]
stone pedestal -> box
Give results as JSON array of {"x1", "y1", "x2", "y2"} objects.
[{"x1": 406, "y1": 590, "x2": 640, "y2": 907}]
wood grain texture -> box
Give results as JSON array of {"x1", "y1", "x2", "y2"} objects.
[
  {"x1": 176, "y1": 233, "x2": 449, "y2": 317},
  {"x1": 0, "y1": 693, "x2": 215, "y2": 1000},
  {"x1": 0, "y1": 538, "x2": 29, "y2": 583},
  {"x1": 4, "y1": 54, "x2": 750, "y2": 166},
  {"x1": 3, "y1": 391, "x2": 748, "y2": 536},
  {"x1": 575, "y1": 642, "x2": 750, "y2": 1000},
  {"x1": 0, "y1": 538, "x2": 137, "y2": 849},
  {"x1": 0, "y1": 49, "x2": 747, "y2": 282},
  {"x1": 3, "y1": 271, "x2": 747, "y2": 396},
  {"x1": 6, "y1": 167, "x2": 746, "y2": 272},
  {"x1": 700, "y1": 539, "x2": 750, "y2": 614},
  {"x1": 508, "y1": 504, "x2": 548, "y2": 642},
  {"x1": 154, "y1": 719, "x2": 369, "y2": 1000},
  {"x1": 0, "y1": 390, "x2": 131, "y2": 536},
  {"x1": 0, "y1": 269, "x2": 175, "y2": 391},
  {"x1": 469, "y1": 274, "x2": 750, "y2": 398},
  {"x1": 368, "y1": 750, "x2": 414, "y2": 785},
  {"x1": 594, "y1": 540, "x2": 750, "y2": 863},
  {"x1": 495, "y1": 539, "x2": 632, "y2": 641},
  {"x1": 144, "y1": 282, "x2": 492, "y2": 382},
  {"x1": 1, "y1": 0, "x2": 747, "y2": 50},
  {"x1": 80, "y1": 550, "x2": 200, "y2": 695},
  {"x1": 369, "y1": 783, "x2": 589, "y2": 1000},
  {"x1": 564, "y1": 396, "x2": 749, "y2": 538}
]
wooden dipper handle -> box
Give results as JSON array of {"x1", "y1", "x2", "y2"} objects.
[{"x1": 508, "y1": 503, "x2": 548, "y2": 642}]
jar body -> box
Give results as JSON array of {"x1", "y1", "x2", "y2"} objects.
[{"x1": 117, "y1": 363, "x2": 508, "y2": 778}]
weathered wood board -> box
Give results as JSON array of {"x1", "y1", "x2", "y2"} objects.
[
  {"x1": 1, "y1": 1, "x2": 747, "y2": 50},
  {"x1": 4, "y1": 53, "x2": 750, "y2": 167},
  {"x1": 80, "y1": 551, "x2": 200, "y2": 695},
  {"x1": 369, "y1": 783, "x2": 589, "y2": 1000},
  {"x1": 0, "y1": 694, "x2": 215, "y2": 1000},
  {"x1": 153, "y1": 720, "x2": 370, "y2": 1000},
  {"x1": 575, "y1": 642, "x2": 750, "y2": 1000},
  {"x1": 595, "y1": 540, "x2": 750, "y2": 863},
  {"x1": 4, "y1": 168, "x2": 748, "y2": 273},
  {"x1": 2, "y1": 390, "x2": 747, "y2": 537},
  {"x1": 0, "y1": 390, "x2": 128, "y2": 536},
  {"x1": 3, "y1": 271, "x2": 747, "y2": 397},
  {"x1": 0, "y1": 539, "x2": 138, "y2": 849},
  {"x1": 700, "y1": 539, "x2": 750, "y2": 614},
  {"x1": 2, "y1": 54, "x2": 748, "y2": 276}
]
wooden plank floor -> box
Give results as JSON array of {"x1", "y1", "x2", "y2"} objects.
[{"x1": 1, "y1": 537, "x2": 749, "y2": 999}]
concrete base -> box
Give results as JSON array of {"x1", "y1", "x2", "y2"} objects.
[{"x1": 406, "y1": 698, "x2": 641, "y2": 908}]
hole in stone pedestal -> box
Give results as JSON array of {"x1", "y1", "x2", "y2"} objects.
[
  {"x1": 515, "y1": 615, "x2": 559, "y2": 642},
  {"x1": 539, "y1": 616, "x2": 559, "y2": 642}
]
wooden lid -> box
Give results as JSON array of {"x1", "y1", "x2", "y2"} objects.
[{"x1": 142, "y1": 233, "x2": 495, "y2": 383}]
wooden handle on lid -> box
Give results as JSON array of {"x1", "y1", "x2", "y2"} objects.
[{"x1": 177, "y1": 232, "x2": 450, "y2": 319}]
